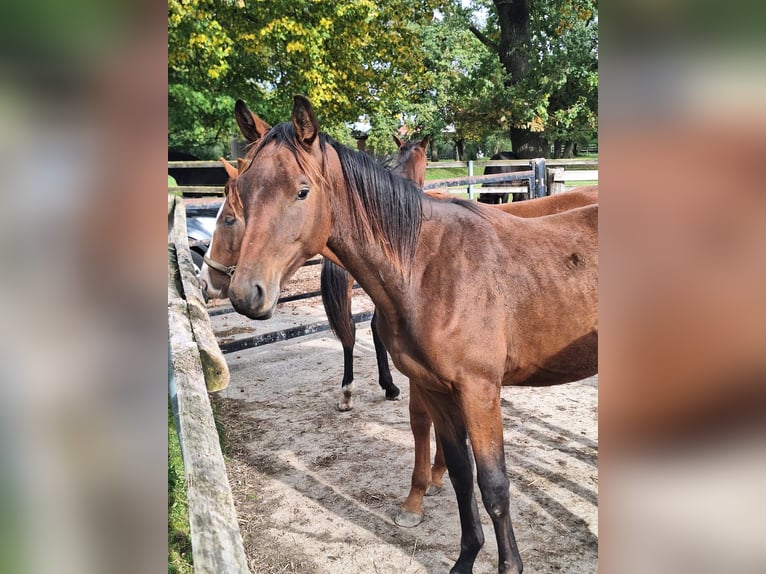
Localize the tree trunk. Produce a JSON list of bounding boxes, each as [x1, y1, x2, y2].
[[429, 138, 439, 162], [472, 2, 544, 158], [563, 140, 575, 158], [493, 0, 530, 84], [455, 139, 465, 161], [553, 139, 563, 159]]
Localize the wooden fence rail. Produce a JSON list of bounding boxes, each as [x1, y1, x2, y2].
[[169, 159, 598, 198], [168, 194, 249, 574]]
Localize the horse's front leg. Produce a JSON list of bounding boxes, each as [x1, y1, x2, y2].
[[396, 382, 431, 527], [428, 428, 447, 495], [463, 384, 522, 574]]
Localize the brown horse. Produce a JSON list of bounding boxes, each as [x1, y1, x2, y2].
[[204, 101, 597, 528], [228, 96, 597, 574]]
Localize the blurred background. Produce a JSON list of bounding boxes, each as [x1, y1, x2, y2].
[[600, 1, 766, 572], [0, 0, 763, 572], [0, 1, 166, 573]]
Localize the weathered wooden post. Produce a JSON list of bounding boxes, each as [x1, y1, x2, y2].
[[168, 194, 249, 573], [548, 167, 565, 195]]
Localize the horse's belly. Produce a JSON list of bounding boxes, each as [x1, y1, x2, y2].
[[505, 331, 598, 387]]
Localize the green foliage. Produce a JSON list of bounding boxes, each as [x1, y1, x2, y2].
[[168, 0, 597, 158], [468, 0, 598, 151], [169, 0, 442, 154]]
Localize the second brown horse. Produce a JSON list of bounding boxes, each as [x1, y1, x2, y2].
[[227, 96, 597, 574]]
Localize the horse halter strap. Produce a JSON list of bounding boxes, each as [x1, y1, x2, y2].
[[203, 256, 236, 277]]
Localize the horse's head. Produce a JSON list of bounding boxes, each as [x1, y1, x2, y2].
[[200, 99, 271, 299], [391, 134, 429, 188], [228, 95, 333, 320], [199, 162, 244, 299]]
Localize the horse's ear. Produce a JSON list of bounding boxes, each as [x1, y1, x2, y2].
[[235, 99, 271, 142], [220, 157, 238, 179], [393, 135, 404, 149], [419, 135, 430, 149], [292, 95, 319, 148], [227, 179, 245, 215]]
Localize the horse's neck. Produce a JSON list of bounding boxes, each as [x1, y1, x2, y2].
[[327, 234, 411, 328], [324, 195, 417, 330]]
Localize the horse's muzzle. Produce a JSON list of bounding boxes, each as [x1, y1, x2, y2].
[[229, 279, 278, 320]]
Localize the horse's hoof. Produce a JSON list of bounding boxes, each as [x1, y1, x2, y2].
[[425, 484, 443, 496], [394, 508, 423, 528], [385, 386, 401, 401], [337, 398, 353, 412]]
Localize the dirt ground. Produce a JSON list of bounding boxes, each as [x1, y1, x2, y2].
[[209, 268, 598, 574]]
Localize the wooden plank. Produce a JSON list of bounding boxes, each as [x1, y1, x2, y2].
[[169, 160, 236, 169], [553, 170, 599, 182], [423, 170, 533, 190], [219, 310, 375, 354], [168, 245, 250, 574], [546, 159, 599, 168], [425, 161, 466, 169], [170, 195, 230, 392], [425, 159, 546, 169], [174, 186, 226, 196], [474, 186, 529, 194]]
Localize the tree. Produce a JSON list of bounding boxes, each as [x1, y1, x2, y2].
[[168, 0, 238, 156], [468, 0, 598, 157], [169, 0, 442, 156]]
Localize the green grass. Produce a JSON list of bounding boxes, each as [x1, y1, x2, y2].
[[168, 402, 194, 574], [425, 166, 468, 180]]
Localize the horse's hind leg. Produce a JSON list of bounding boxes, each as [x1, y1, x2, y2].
[[320, 260, 358, 411], [338, 273, 358, 410], [338, 332, 355, 411], [463, 385, 522, 574], [371, 311, 400, 400]]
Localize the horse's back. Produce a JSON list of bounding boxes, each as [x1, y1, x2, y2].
[[499, 186, 597, 217], [539, 201, 598, 239]]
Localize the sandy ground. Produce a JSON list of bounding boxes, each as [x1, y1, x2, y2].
[[210, 284, 598, 573]]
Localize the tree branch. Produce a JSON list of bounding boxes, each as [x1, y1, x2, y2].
[[469, 25, 498, 53]]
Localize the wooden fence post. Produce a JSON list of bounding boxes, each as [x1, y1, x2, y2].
[[170, 195, 230, 392], [168, 194, 249, 573], [548, 168, 565, 195]]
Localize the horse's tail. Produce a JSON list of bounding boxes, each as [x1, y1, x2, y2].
[[320, 258, 355, 348]]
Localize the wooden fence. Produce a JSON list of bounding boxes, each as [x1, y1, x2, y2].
[[168, 158, 598, 199], [168, 193, 249, 573], [545, 159, 599, 194]]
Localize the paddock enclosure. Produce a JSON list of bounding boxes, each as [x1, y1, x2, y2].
[[168, 162, 598, 573]]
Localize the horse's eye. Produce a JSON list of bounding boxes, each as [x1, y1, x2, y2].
[[224, 216, 237, 226], [297, 187, 310, 200]]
